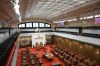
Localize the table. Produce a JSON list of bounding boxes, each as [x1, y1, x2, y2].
[[44, 53, 53, 61], [52, 62, 61, 66]]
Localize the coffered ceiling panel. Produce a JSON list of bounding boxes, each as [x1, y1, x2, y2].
[[0, 0, 100, 23]]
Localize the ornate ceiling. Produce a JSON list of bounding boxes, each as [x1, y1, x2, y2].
[[0, 0, 100, 23]]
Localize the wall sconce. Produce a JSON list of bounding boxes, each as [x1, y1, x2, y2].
[[80, 46, 82, 49], [70, 42, 72, 45], [96, 51, 99, 55]]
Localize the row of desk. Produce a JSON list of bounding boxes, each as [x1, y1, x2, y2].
[[21, 48, 45, 66]]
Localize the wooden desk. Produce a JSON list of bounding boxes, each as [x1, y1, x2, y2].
[[31, 59, 35, 65], [52, 62, 61, 66], [44, 53, 53, 61], [21, 60, 27, 66]]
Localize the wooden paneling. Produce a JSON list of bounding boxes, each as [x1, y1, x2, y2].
[[53, 36, 100, 64]]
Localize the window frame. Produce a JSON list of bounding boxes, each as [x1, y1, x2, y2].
[[26, 23, 32, 27], [18, 22, 51, 28]]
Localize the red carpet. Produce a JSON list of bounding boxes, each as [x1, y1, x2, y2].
[[16, 45, 65, 66]]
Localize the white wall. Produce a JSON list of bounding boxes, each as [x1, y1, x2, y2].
[[56, 28, 79, 32], [0, 29, 17, 44], [0, 32, 9, 43], [83, 29, 100, 34], [19, 32, 53, 37], [53, 32, 100, 46]]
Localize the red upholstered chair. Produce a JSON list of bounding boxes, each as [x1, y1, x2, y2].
[[78, 62, 85, 66], [36, 42, 39, 49], [58, 51, 64, 61], [39, 59, 43, 64], [88, 61, 97, 66], [32, 45, 34, 48], [63, 55, 70, 65], [73, 59, 78, 65]]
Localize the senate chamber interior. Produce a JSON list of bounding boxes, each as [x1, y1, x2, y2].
[[0, 0, 100, 66]]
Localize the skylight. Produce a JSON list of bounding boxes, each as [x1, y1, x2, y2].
[[67, 18, 77, 22], [11, 0, 21, 22], [27, 0, 95, 20], [53, 20, 66, 23]]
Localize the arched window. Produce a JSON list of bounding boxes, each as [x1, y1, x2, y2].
[[18, 22, 51, 28], [18, 23, 25, 28], [39, 23, 44, 27], [45, 24, 50, 27], [33, 22, 39, 27], [26, 23, 32, 27]]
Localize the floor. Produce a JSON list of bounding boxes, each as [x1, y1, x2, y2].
[[16, 45, 65, 66]]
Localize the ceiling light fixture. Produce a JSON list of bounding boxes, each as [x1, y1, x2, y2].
[[86, 16, 93, 19], [53, 20, 66, 23]]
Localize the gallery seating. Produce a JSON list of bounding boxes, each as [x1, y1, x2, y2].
[[82, 33, 100, 38], [0, 32, 19, 66]]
